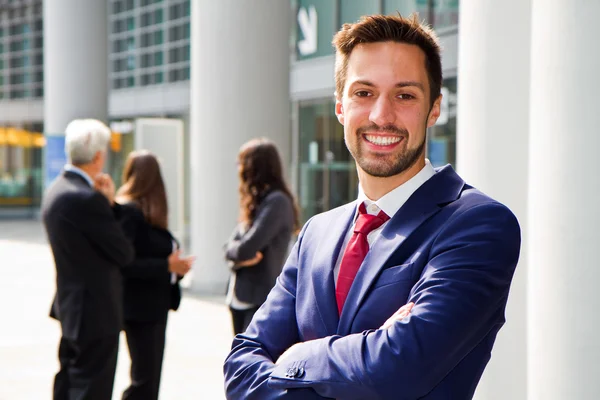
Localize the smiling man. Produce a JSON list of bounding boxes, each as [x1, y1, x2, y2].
[[224, 14, 521, 400]]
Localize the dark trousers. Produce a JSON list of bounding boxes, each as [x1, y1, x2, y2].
[[230, 306, 259, 335], [53, 334, 119, 400], [122, 320, 167, 400]]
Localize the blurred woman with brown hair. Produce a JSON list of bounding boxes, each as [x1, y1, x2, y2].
[[224, 138, 299, 335], [115, 150, 194, 400]]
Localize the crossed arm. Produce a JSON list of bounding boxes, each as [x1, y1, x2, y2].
[[224, 203, 521, 400]]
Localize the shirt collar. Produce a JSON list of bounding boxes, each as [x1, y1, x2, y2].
[[357, 159, 436, 218], [64, 164, 94, 187]]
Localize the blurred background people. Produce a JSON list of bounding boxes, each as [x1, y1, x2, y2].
[[224, 138, 299, 335], [42, 119, 134, 400], [115, 150, 194, 400]]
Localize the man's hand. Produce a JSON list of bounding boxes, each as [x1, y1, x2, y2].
[[380, 302, 415, 330], [94, 173, 115, 205], [235, 251, 263, 268], [168, 249, 195, 276]]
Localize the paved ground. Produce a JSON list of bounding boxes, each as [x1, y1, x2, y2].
[[0, 220, 233, 400]]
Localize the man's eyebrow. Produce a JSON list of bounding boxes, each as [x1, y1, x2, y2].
[[396, 81, 425, 91], [350, 80, 425, 92]]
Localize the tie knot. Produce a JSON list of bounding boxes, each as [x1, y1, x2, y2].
[[354, 203, 389, 235]]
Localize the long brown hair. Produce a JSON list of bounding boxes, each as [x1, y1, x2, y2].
[[238, 138, 299, 232], [116, 150, 168, 229]]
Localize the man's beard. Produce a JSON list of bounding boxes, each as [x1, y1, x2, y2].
[[352, 124, 426, 178]]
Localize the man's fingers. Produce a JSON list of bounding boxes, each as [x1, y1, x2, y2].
[[380, 302, 415, 329]]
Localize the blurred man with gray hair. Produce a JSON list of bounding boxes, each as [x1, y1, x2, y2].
[[42, 119, 134, 400]]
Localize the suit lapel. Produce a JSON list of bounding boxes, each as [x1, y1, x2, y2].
[[311, 201, 356, 336], [337, 166, 465, 334]]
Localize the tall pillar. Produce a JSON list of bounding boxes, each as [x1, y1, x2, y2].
[[456, 1, 531, 399], [43, 1, 108, 132], [190, 1, 291, 293], [528, 1, 600, 399]]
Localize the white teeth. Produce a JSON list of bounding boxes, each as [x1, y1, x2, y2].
[[364, 135, 402, 145]]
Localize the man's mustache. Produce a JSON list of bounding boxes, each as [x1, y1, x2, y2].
[[356, 124, 408, 136]]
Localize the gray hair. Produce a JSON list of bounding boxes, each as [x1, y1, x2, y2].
[[64, 119, 111, 165]]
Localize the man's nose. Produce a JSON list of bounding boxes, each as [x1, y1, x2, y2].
[[369, 96, 396, 127]]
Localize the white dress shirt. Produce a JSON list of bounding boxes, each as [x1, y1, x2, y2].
[[333, 159, 436, 283]]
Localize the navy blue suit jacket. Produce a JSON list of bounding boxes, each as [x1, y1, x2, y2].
[[224, 165, 521, 400]]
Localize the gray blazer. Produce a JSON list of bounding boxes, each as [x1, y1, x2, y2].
[[225, 190, 295, 306]]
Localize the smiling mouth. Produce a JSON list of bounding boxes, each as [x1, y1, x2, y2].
[[363, 134, 404, 146]]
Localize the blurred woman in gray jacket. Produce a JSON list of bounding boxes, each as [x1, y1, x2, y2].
[[224, 138, 299, 335]]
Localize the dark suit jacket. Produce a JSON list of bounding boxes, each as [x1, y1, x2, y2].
[[225, 190, 295, 307], [224, 165, 522, 400], [42, 170, 134, 342], [117, 202, 182, 324]]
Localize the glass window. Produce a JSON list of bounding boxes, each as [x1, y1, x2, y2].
[[113, 1, 123, 14], [427, 77, 457, 167], [154, 30, 163, 45], [154, 51, 163, 66], [127, 16, 135, 31], [125, 0, 134, 11], [183, 0, 190, 16], [183, 22, 190, 39], [127, 54, 135, 70], [340, 0, 380, 24], [297, 100, 357, 223], [181, 66, 189, 80], [141, 53, 150, 67], [432, 0, 459, 29], [155, 9, 163, 24], [141, 74, 150, 86], [127, 76, 135, 87], [169, 4, 181, 20], [384, 0, 422, 17], [141, 12, 150, 27], [155, 71, 163, 84], [169, 25, 181, 42], [182, 44, 189, 61], [169, 48, 177, 63]]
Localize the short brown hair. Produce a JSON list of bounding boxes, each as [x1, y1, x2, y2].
[[332, 13, 442, 107]]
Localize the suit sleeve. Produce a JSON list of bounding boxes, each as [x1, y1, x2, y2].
[[65, 191, 134, 267], [223, 220, 331, 400], [225, 193, 291, 263], [118, 205, 170, 280], [267, 203, 521, 400]]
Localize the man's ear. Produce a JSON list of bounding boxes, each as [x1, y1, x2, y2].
[[335, 99, 345, 125], [426, 94, 442, 128], [92, 150, 103, 163]]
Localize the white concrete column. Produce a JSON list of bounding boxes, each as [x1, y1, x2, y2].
[[456, 1, 531, 399], [190, 1, 291, 293], [528, 1, 600, 399], [44, 0, 108, 133]]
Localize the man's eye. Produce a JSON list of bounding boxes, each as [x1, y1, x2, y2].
[[398, 93, 415, 100], [355, 91, 371, 97]]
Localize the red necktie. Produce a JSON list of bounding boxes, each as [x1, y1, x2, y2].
[[336, 202, 390, 315]]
